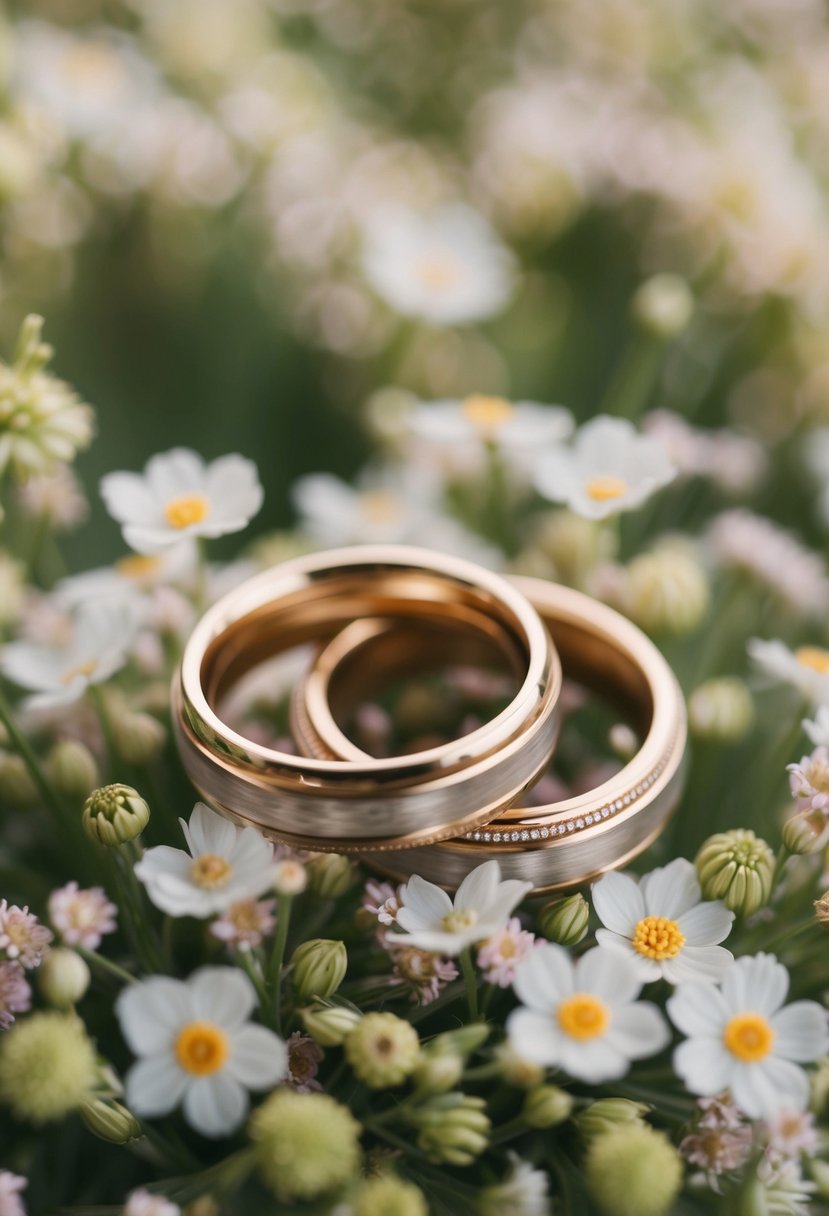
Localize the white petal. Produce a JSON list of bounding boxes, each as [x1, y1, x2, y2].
[[183, 803, 238, 858], [396, 875, 453, 929], [454, 860, 502, 914], [677, 901, 734, 947], [667, 982, 729, 1036], [122, 523, 180, 555], [605, 1002, 671, 1061], [182, 1072, 249, 1137], [722, 954, 789, 1017], [592, 871, 644, 935], [145, 448, 206, 499], [482, 879, 533, 927], [385, 927, 464, 956], [557, 1035, 630, 1083], [594, 930, 662, 982], [770, 1002, 829, 1062], [100, 472, 158, 524], [730, 1058, 809, 1121], [505, 1007, 564, 1066], [639, 858, 700, 919], [661, 946, 733, 985], [125, 1054, 188, 1117], [512, 943, 574, 1012], [117, 977, 192, 1054], [576, 947, 642, 1003], [189, 967, 257, 1031], [672, 1037, 735, 1097], [227, 1025, 288, 1089]]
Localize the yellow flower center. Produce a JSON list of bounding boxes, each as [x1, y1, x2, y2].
[[174, 1020, 229, 1076], [417, 256, 460, 291], [61, 658, 98, 685], [190, 853, 233, 889], [632, 915, 686, 961], [164, 493, 210, 530], [723, 1012, 775, 1062], [462, 394, 514, 433], [359, 491, 401, 524], [796, 646, 829, 675], [442, 908, 479, 934], [584, 475, 629, 502], [557, 993, 610, 1041], [116, 554, 162, 581]]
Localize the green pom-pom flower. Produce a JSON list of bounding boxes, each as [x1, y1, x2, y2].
[[345, 1011, 420, 1088], [0, 1011, 97, 1123], [353, 1173, 428, 1216], [249, 1089, 361, 1202], [585, 1124, 682, 1216]]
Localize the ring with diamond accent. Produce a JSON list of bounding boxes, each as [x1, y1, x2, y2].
[[173, 546, 562, 850], [291, 578, 686, 889]]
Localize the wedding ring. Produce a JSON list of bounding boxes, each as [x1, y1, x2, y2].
[[173, 547, 562, 850], [292, 578, 686, 890]]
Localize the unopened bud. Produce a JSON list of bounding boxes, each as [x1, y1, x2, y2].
[[783, 809, 829, 855], [412, 1052, 463, 1096], [38, 947, 90, 1008], [47, 740, 99, 802], [689, 679, 754, 743], [82, 784, 150, 846], [632, 274, 694, 339], [576, 1097, 650, 1138], [624, 545, 710, 636], [695, 829, 775, 917], [299, 1002, 361, 1046], [79, 1097, 142, 1143], [111, 711, 166, 766], [345, 1011, 420, 1088], [427, 1023, 490, 1059], [274, 858, 307, 896], [523, 1084, 573, 1128], [494, 1043, 545, 1089], [0, 753, 38, 807], [306, 853, 358, 899], [538, 893, 589, 946], [290, 939, 347, 1002], [534, 509, 617, 583], [409, 1093, 490, 1166]]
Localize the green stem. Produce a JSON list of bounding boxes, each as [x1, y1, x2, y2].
[[364, 1122, 433, 1163], [239, 950, 270, 1020], [459, 947, 479, 1022], [488, 1114, 527, 1146], [0, 686, 72, 832], [77, 946, 136, 986], [89, 685, 119, 776], [195, 537, 209, 615], [599, 331, 662, 421], [269, 893, 294, 1034]]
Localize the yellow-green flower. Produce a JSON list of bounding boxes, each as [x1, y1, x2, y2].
[[249, 1089, 361, 1202], [0, 1011, 97, 1123], [345, 1011, 420, 1088], [585, 1124, 682, 1216]]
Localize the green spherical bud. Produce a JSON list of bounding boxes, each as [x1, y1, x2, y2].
[[47, 740, 99, 802], [38, 947, 90, 1008], [576, 1098, 650, 1139], [534, 509, 617, 583], [306, 853, 358, 899], [249, 1089, 361, 1202], [299, 1002, 362, 1047], [426, 1022, 490, 1059], [493, 1043, 545, 1089], [689, 679, 755, 743], [353, 1173, 428, 1216], [523, 1084, 574, 1128], [291, 939, 347, 1002], [79, 1097, 142, 1143], [345, 1012, 420, 1089], [0, 1011, 96, 1123], [538, 893, 589, 946], [0, 752, 38, 807], [411, 1093, 490, 1166], [412, 1052, 463, 1096], [111, 711, 166, 766], [783, 809, 829, 855], [82, 784, 150, 846], [631, 273, 694, 340], [625, 546, 710, 636], [585, 1125, 683, 1216], [695, 829, 775, 917]]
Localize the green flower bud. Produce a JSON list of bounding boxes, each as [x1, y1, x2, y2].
[[624, 546, 710, 636], [695, 829, 775, 917], [534, 509, 617, 583], [0, 1012, 97, 1123], [0, 752, 38, 807], [631, 273, 694, 339], [299, 1002, 362, 1047], [291, 939, 347, 1002], [493, 1043, 545, 1089], [783, 809, 829, 855], [249, 1089, 361, 1202], [523, 1084, 573, 1128], [689, 678, 755, 743], [585, 1125, 683, 1216], [413, 1053, 463, 1096], [810, 1057, 829, 1113], [426, 1023, 490, 1059], [810, 1159, 829, 1201], [79, 1097, 142, 1143], [111, 711, 166, 766], [353, 1173, 428, 1216], [576, 1098, 650, 1139], [538, 893, 589, 946], [38, 947, 90, 1008], [306, 852, 358, 899], [409, 1093, 490, 1166], [82, 783, 150, 846], [47, 740, 99, 802], [345, 1012, 420, 1088]]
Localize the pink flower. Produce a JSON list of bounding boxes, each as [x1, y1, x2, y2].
[[762, 1109, 820, 1161], [48, 883, 117, 950], [0, 962, 31, 1030], [122, 1190, 180, 1216], [0, 902, 52, 969], [362, 879, 400, 927], [477, 917, 538, 987], [210, 898, 276, 952], [680, 1095, 753, 1184], [0, 1171, 27, 1216], [788, 747, 829, 814], [388, 944, 458, 1005], [285, 1031, 324, 1092]]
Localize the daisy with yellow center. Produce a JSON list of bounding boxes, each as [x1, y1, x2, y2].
[[669, 953, 829, 1120], [117, 967, 287, 1137], [507, 944, 669, 1082], [748, 638, 829, 708], [593, 857, 734, 985], [407, 396, 574, 471]]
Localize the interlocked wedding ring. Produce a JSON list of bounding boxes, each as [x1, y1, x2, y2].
[[173, 547, 562, 850], [292, 578, 687, 890]]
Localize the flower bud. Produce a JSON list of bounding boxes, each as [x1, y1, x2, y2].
[[38, 947, 90, 1008], [354, 1174, 427, 1216], [534, 509, 617, 583], [82, 784, 150, 846], [695, 829, 775, 917], [427, 1023, 490, 1059], [811, 1058, 829, 1113], [576, 1098, 650, 1139], [299, 1002, 362, 1047], [624, 546, 709, 636], [783, 809, 829, 855], [0, 753, 38, 807], [410, 1094, 490, 1166], [538, 893, 589, 946], [290, 939, 347, 1002], [586, 1124, 682, 1216], [632, 274, 694, 339], [47, 740, 99, 802], [79, 1097, 142, 1143], [274, 858, 307, 896], [493, 1043, 545, 1089], [523, 1084, 573, 1128], [412, 1052, 463, 1096], [306, 853, 358, 900], [689, 679, 754, 743], [810, 1160, 829, 1201], [345, 1011, 420, 1088], [111, 711, 166, 766]]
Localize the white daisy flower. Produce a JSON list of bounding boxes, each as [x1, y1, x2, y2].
[[747, 638, 829, 707], [360, 203, 516, 326], [409, 396, 574, 456], [0, 598, 141, 713], [100, 448, 263, 555], [388, 860, 532, 956], [56, 544, 196, 609], [135, 802, 278, 918], [534, 415, 676, 520], [593, 858, 734, 985], [116, 966, 287, 1137], [506, 943, 670, 1082], [803, 704, 829, 747], [668, 953, 829, 1121]]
